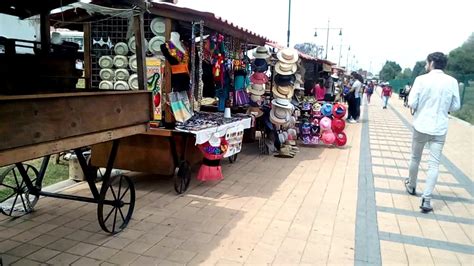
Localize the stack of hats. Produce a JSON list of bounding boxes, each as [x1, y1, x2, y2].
[[249, 46, 270, 105], [270, 48, 299, 127], [320, 102, 348, 146], [298, 102, 347, 147]]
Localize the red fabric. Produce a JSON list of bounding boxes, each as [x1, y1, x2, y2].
[[196, 165, 223, 181], [331, 118, 346, 133], [314, 84, 325, 101], [382, 87, 392, 96]]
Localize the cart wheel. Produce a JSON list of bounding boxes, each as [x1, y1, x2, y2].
[[174, 161, 191, 194], [228, 154, 238, 164], [0, 164, 39, 217], [97, 175, 135, 234]]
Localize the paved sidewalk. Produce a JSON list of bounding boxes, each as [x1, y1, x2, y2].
[[0, 89, 472, 265]]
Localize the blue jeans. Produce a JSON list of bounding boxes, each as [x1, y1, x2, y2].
[[407, 129, 446, 199], [383, 96, 389, 107]]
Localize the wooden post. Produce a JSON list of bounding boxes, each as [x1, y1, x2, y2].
[[133, 13, 147, 91], [40, 12, 50, 54], [164, 18, 174, 124], [83, 23, 92, 89]]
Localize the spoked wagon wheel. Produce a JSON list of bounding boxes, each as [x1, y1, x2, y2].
[[0, 164, 39, 217], [228, 154, 238, 164], [174, 161, 191, 194], [97, 175, 135, 234]]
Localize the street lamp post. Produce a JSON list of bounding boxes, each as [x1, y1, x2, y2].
[[314, 19, 342, 60]]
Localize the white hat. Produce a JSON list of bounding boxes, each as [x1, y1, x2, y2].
[[250, 93, 262, 102], [149, 36, 165, 55], [253, 46, 271, 59], [272, 98, 293, 109], [115, 68, 130, 81], [99, 80, 114, 90], [99, 68, 114, 81], [114, 55, 128, 68], [114, 42, 129, 55], [170, 32, 186, 53], [270, 107, 292, 125], [248, 83, 265, 96], [128, 74, 139, 90], [114, 80, 129, 90], [98, 55, 113, 69], [277, 48, 299, 64], [274, 61, 297, 75], [150, 17, 166, 35]]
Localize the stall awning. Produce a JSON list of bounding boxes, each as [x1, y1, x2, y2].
[[49, 1, 272, 45]]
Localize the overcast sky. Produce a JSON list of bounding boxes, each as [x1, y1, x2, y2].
[[177, 0, 473, 74]]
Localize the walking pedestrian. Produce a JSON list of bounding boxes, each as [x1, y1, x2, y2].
[[381, 83, 392, 109], [404, 52, 461, 213], [366, 81, 374, 104]]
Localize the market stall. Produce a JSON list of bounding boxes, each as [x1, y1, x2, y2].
[[0, 0, 153, 234], [51, 2, 270, 194]]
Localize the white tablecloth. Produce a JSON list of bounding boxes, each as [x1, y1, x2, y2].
[[176, 117, 251, 145]]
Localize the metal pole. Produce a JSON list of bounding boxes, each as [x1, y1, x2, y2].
[[325, 19, 330, 59], [338, 38, 342, 66], [287, 0, 291, 47]]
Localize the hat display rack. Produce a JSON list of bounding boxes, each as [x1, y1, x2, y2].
[[266, 48, 300, 158], [296, 69, 348, 147]]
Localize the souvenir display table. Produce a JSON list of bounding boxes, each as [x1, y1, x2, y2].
[[92, 112, 251, 194]]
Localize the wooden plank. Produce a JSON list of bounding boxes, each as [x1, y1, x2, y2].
[[0, 92, 152, 150], [0, 124, 147, 167], [91, 133, 202, 175], [133, 13, 147, 91], [83, 23, 92, 89], [0, 90, 149, 101], [144, 128, 173, 137], [163, 18, 174, 124]]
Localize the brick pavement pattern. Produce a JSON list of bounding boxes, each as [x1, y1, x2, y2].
[[0, 87, 472, 265]]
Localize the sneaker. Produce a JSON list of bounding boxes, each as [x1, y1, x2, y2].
[[420, 198, 433, 213], [348, 119, 357, 124], [404, 178, 416, 195]]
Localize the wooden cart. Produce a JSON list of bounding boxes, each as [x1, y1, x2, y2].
[[0, 0, 153, 234]]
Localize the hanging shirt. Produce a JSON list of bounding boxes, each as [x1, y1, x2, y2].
[[408, 69, 460, 136]]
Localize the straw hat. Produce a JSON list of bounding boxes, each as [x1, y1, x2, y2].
[[272, 85, 294, 99], [276, 48, 299, 64], [253, 46, 271, 59], [275, 62, 297, 75], [248, 83, 265, 96]]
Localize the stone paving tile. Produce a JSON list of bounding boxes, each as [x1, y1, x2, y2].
[[1, 89, 472, 266]]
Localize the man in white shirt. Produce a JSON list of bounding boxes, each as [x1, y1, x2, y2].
[[405, 52, 461, 213]]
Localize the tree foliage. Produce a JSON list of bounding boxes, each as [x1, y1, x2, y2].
[[412, 61, 426, 79], [379, 61, 402, 81], [294, 43, 321, 58], [397, 68, 413, 79], [447, 33, 474, 80]]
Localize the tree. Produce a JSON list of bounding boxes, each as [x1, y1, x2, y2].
[[447, 33, 474, 80], [379, 61, 402, 81], [412, 61, 426, 79], [397, 68, 413, 79], [294, 43, 322, 58]]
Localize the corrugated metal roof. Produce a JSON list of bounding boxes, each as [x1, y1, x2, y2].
[[266, 42, 335, 65], [149, 2, 272, 45]]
